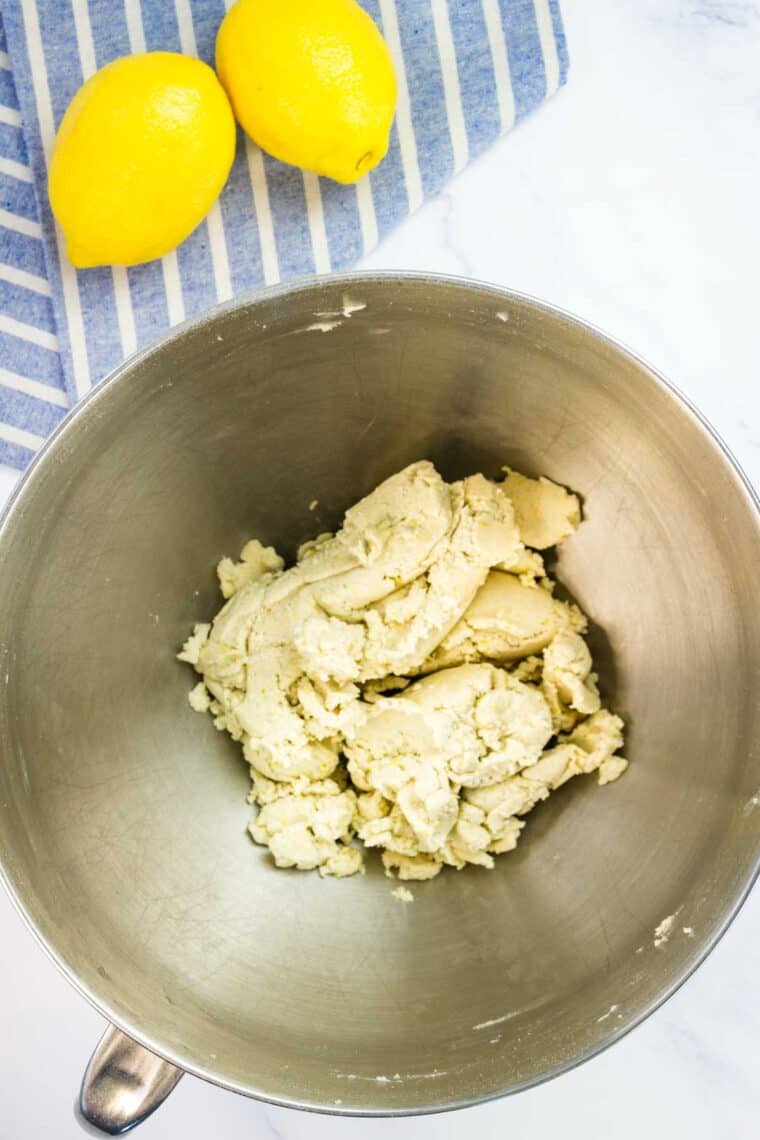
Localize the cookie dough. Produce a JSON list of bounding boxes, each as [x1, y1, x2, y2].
[[180, 461, 626, 879], [501, 468, 581, 549], [418, 570, 586, 672]]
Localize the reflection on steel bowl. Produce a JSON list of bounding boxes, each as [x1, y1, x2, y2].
[[0, 274, 758, 1133]]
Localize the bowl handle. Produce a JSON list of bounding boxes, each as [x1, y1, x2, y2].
[[77, 1024, 183, 1134]]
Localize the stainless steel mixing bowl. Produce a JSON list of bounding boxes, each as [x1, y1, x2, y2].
[[1, 274, 759, 1134]]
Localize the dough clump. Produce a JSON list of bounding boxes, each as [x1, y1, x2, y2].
[[181, 462, 626, 879]]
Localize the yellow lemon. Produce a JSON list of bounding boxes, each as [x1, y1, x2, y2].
[[49, 53, 236, 268], [216, 0, 397, 184]]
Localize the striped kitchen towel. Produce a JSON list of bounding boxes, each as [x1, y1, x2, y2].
[[0, 1, 568, 471]]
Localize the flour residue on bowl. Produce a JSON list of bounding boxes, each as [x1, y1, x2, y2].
[[307, 296, 367, 333], [335, 1069, 447, 1084], [472, 1011, 519, 1031], [302, 319, 343, 333], [653, 910, 681, 948], [742, 788, 760, 815]]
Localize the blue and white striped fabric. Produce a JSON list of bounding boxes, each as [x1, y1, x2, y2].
[[0, 13, 68, 467], [0, 1, 568, 470]]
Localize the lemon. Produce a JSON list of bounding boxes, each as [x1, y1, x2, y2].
[[49, 53, 236, 268], [216, 0, 397, 184]]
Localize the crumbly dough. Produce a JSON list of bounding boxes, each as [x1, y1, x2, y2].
[[216, 539, 284, 600], [392, 885, 414, 903], [501, 468, 581, 549], [180, 461, 626, 879]]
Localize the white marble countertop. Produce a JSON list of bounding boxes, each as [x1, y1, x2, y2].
[[1, 1, 758, 1136]]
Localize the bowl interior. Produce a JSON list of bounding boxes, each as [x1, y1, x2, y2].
[[1, 276, 759, 1112]]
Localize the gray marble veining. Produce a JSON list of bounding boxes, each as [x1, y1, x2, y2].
[[0, 0, 757, 1135]]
